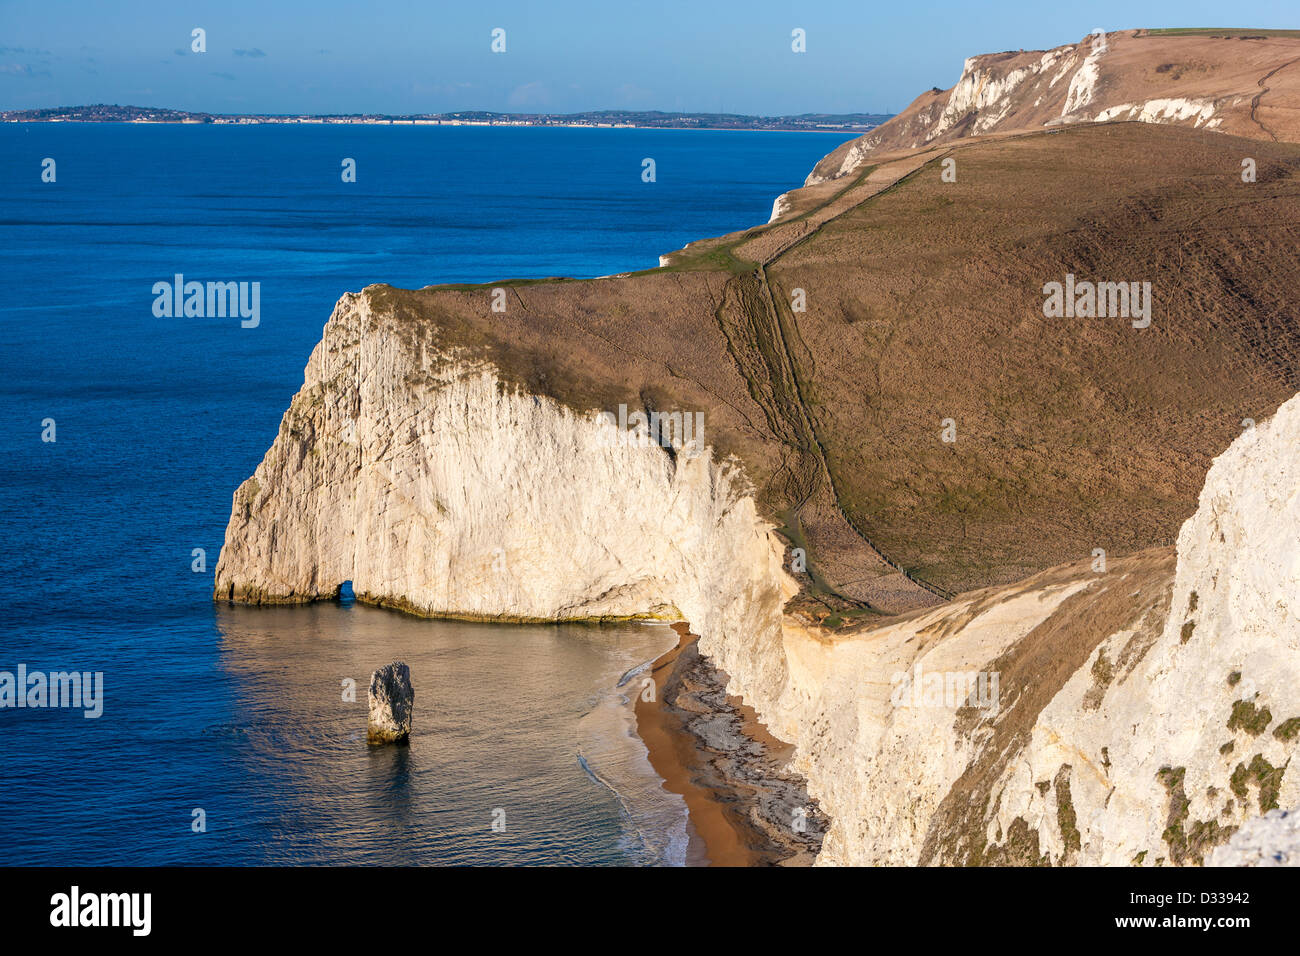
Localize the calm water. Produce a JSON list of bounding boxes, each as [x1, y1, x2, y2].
[[0, 123, 852, 865]]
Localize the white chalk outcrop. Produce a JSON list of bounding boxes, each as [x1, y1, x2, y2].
[[768, 191, 791, 223], [801, 30, 1277, 186], [805, 41, 1089, 186], [1060, 39, 1106, 115], [1094, 97, 1222, 129], [218, 286, 1300, 866], [766, 393, 1300, 865], [1208, 808, 1300, 866], [215, 289, 794, 702], [937, 56, 1040, 138]]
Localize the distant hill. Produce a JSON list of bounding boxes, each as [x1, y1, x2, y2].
[[808, 27, 1300, 183], [0, 103, 891, 132]]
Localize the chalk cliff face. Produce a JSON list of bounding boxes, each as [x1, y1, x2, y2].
[[214, 289, 795, 700], [217, 280, 1300, 865], [770, 393, 1300, 865], [217, 29, 1300, 865], [1209, 809, 1300, 866], [807, 29, 1300, 185]]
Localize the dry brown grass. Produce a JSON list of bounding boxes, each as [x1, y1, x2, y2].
[[365, 121, 1300, 612], [809, 29, 1300, 183], [919, 547, 1177, 864], [770, 123, 1300, 592]]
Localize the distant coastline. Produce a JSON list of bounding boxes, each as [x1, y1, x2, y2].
[[0, 103, 889, 133]]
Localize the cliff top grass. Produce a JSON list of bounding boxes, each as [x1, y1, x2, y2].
[[767, 123, 1300, 592], [364, 121, 1300, 605], [1143, 28, 1300, 39]]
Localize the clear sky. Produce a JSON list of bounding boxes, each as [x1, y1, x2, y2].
[[2, 0, 1298, 115]]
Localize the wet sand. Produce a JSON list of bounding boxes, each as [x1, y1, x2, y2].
[[634, 622, 827, 866]]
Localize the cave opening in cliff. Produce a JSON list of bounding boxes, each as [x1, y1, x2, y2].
[[337, 581, 355, 605]]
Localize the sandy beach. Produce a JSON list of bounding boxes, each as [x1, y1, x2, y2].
[[634, 622, 826, 866]]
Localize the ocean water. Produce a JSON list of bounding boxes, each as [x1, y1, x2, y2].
[[0, 123, 853, 865]]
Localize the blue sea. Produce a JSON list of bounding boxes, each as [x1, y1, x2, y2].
[[0, 124, 853, 865]]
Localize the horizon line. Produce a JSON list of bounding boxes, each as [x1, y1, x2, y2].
[[1, 103, 895, 123]]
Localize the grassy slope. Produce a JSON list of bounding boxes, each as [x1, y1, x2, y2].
[[365, 120, 1300, 608], [1143, 28, 1300, 39], [769, 123, 1300, 592]]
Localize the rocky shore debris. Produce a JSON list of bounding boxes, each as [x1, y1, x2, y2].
[[367, 661, 414, 744], [665, 639, 828, 864]]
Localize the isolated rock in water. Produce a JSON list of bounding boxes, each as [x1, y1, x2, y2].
[[367, 661, 414, 743], [1208, 810, 1300, 867]]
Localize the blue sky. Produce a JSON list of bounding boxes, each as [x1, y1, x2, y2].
[[2, 0, 1298, 114]]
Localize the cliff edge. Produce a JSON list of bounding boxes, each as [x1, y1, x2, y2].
[[216, 30, 1300, 865], [805, 28, 1300, 187]]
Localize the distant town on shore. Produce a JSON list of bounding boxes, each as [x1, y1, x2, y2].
[[1, 103, 891, 131]]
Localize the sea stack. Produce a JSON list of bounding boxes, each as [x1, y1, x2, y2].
[[367, 661, 414, 744]]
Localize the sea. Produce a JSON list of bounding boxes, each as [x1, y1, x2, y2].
[[0, 123, 854, 865]]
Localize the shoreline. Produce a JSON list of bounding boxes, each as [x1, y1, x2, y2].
[[633, 622, 827, 866], [0, 120, 867, 134]]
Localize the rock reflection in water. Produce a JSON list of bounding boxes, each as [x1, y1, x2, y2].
[[213, 602, 678, 865]]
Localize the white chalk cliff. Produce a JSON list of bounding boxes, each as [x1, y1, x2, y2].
[[214, 290, 794, 702], [804, 28, 1298, 186], [1208, 808, 1300, 866], [217, 282, 1300, 866], [771, 394, 1300, 865]]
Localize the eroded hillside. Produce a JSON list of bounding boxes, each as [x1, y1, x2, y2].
[[219, 119, 1300, 613], [215, 30, 1300, 866], [807, 28, 1300, 186]]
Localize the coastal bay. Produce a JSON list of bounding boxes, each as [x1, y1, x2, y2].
[[0, 122, 853, 864]]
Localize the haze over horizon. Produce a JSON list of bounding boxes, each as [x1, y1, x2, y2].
[[3, 0, 1298, 116]]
